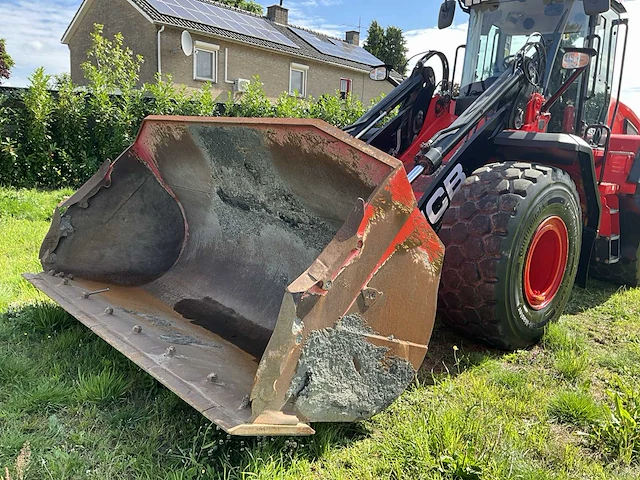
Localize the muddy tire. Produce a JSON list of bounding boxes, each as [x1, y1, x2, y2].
[[437, 162, 582, 349], [589, 199, 640, 286], [589, 255, 640, 286]]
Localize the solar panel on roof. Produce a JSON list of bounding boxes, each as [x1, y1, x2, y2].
[[146, 0, 299, 48], [289, 27, 382, 66]]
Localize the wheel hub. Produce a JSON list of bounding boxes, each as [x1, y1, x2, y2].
[[523, 216, 569, 310]]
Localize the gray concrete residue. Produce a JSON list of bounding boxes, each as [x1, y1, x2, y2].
[[121, 308, 171, 327], [189, 125, 337, 251], [159, 333, 219, 347], [59, 215, 74, 238], [286, 314, 415, 423]]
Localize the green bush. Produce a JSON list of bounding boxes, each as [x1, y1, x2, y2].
[[0, 25, 382, 190], [51, 74, 93, 185], [81, 24, 145, 161], [554, 349, 590, 381], [15, 68, 55, 188]]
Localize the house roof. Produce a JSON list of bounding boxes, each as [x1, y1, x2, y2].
[[63, 0, 384, 74]]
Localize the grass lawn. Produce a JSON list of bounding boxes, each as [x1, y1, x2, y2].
[[1, 186, 640, 479]]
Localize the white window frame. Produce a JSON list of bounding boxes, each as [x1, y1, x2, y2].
[[193, 41, 220, 83], [289, 62, 309, 97]]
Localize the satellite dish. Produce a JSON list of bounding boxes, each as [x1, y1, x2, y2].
[[181, 30, 193, 56]]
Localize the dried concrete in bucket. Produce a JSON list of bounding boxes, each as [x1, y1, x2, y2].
[[287, 314, 415, 423]]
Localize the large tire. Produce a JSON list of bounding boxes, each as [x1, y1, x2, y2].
[[437, 162, 582, 349], [589, 254, 640, 286]]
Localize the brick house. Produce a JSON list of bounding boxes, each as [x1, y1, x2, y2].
[[62, 0, 395, 103]]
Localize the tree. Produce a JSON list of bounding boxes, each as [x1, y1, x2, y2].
[[218, 0, 263, 14], [363, 22, 408, 75], [383, 26, 408, 75], [0, 38, 15, 84], [363, 21, 385, 61]]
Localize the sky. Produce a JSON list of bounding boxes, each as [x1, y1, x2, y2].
[[1, 0, 640, 112]]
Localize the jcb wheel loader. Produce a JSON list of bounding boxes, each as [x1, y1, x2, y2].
[[25, 0, 640, 435]]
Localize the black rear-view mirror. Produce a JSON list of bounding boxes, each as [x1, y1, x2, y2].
[[439, 0, 456, 29], [583, 0, 610, 16]]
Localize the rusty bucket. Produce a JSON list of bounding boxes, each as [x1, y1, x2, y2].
[[25, 116, 443, 435]]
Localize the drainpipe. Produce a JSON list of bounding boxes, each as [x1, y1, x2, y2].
[[224, 48, 234, 84], [157, 25, 165, 76]]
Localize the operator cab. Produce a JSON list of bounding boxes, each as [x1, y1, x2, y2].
[[349, 0, 627, 158], [457, 0, 623, 134]]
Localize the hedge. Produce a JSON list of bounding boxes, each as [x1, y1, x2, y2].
[[0, 25, 379, 190]]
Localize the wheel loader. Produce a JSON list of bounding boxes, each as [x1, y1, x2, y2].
[[25, 0, 640, 435]]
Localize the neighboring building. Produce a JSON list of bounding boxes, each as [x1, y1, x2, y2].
[[62, 0, 395, 102]]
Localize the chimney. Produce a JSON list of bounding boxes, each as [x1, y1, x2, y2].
[[267, 5, 289, 25], [345, 30, 360, 46]]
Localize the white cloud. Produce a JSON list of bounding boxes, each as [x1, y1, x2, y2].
[[2, 0, 79, 87], [405, 22, 468, 82], [285, 0, 349, 38], [297, 0, 342, 6]]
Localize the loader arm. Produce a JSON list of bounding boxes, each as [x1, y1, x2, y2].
[[408, 40, 544, 229]]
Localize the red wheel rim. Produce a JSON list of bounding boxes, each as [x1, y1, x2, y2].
[[523, 216, 569, 310]]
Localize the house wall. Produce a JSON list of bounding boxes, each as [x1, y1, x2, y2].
[[159, 27, 393, 103], [66, 2, 393, 103], [67, 0, 158, 86]]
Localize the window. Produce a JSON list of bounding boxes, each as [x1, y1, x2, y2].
[[194, 41, 219, 82], [461, 1, 590, 90], [339, 78, 352, 99], [625, 119, 639, 136], [289, 63, 308, 97], [582, 9, 620, 127]]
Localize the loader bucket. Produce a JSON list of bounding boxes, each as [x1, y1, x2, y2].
[[25, 116, 444, 436]]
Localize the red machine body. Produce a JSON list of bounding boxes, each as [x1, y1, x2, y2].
[[396, 91, 640, 259]]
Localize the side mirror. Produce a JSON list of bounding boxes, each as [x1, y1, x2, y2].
[[561, 48, 597, 69], [370, 65, 390, 81], [438, 0, 456, 30], [583, 0, 610, 16]]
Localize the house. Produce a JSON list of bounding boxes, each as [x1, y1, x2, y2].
[[62, 0, 395, 103]]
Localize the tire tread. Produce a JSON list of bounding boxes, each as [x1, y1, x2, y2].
[[438, 161, 578, 348]]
